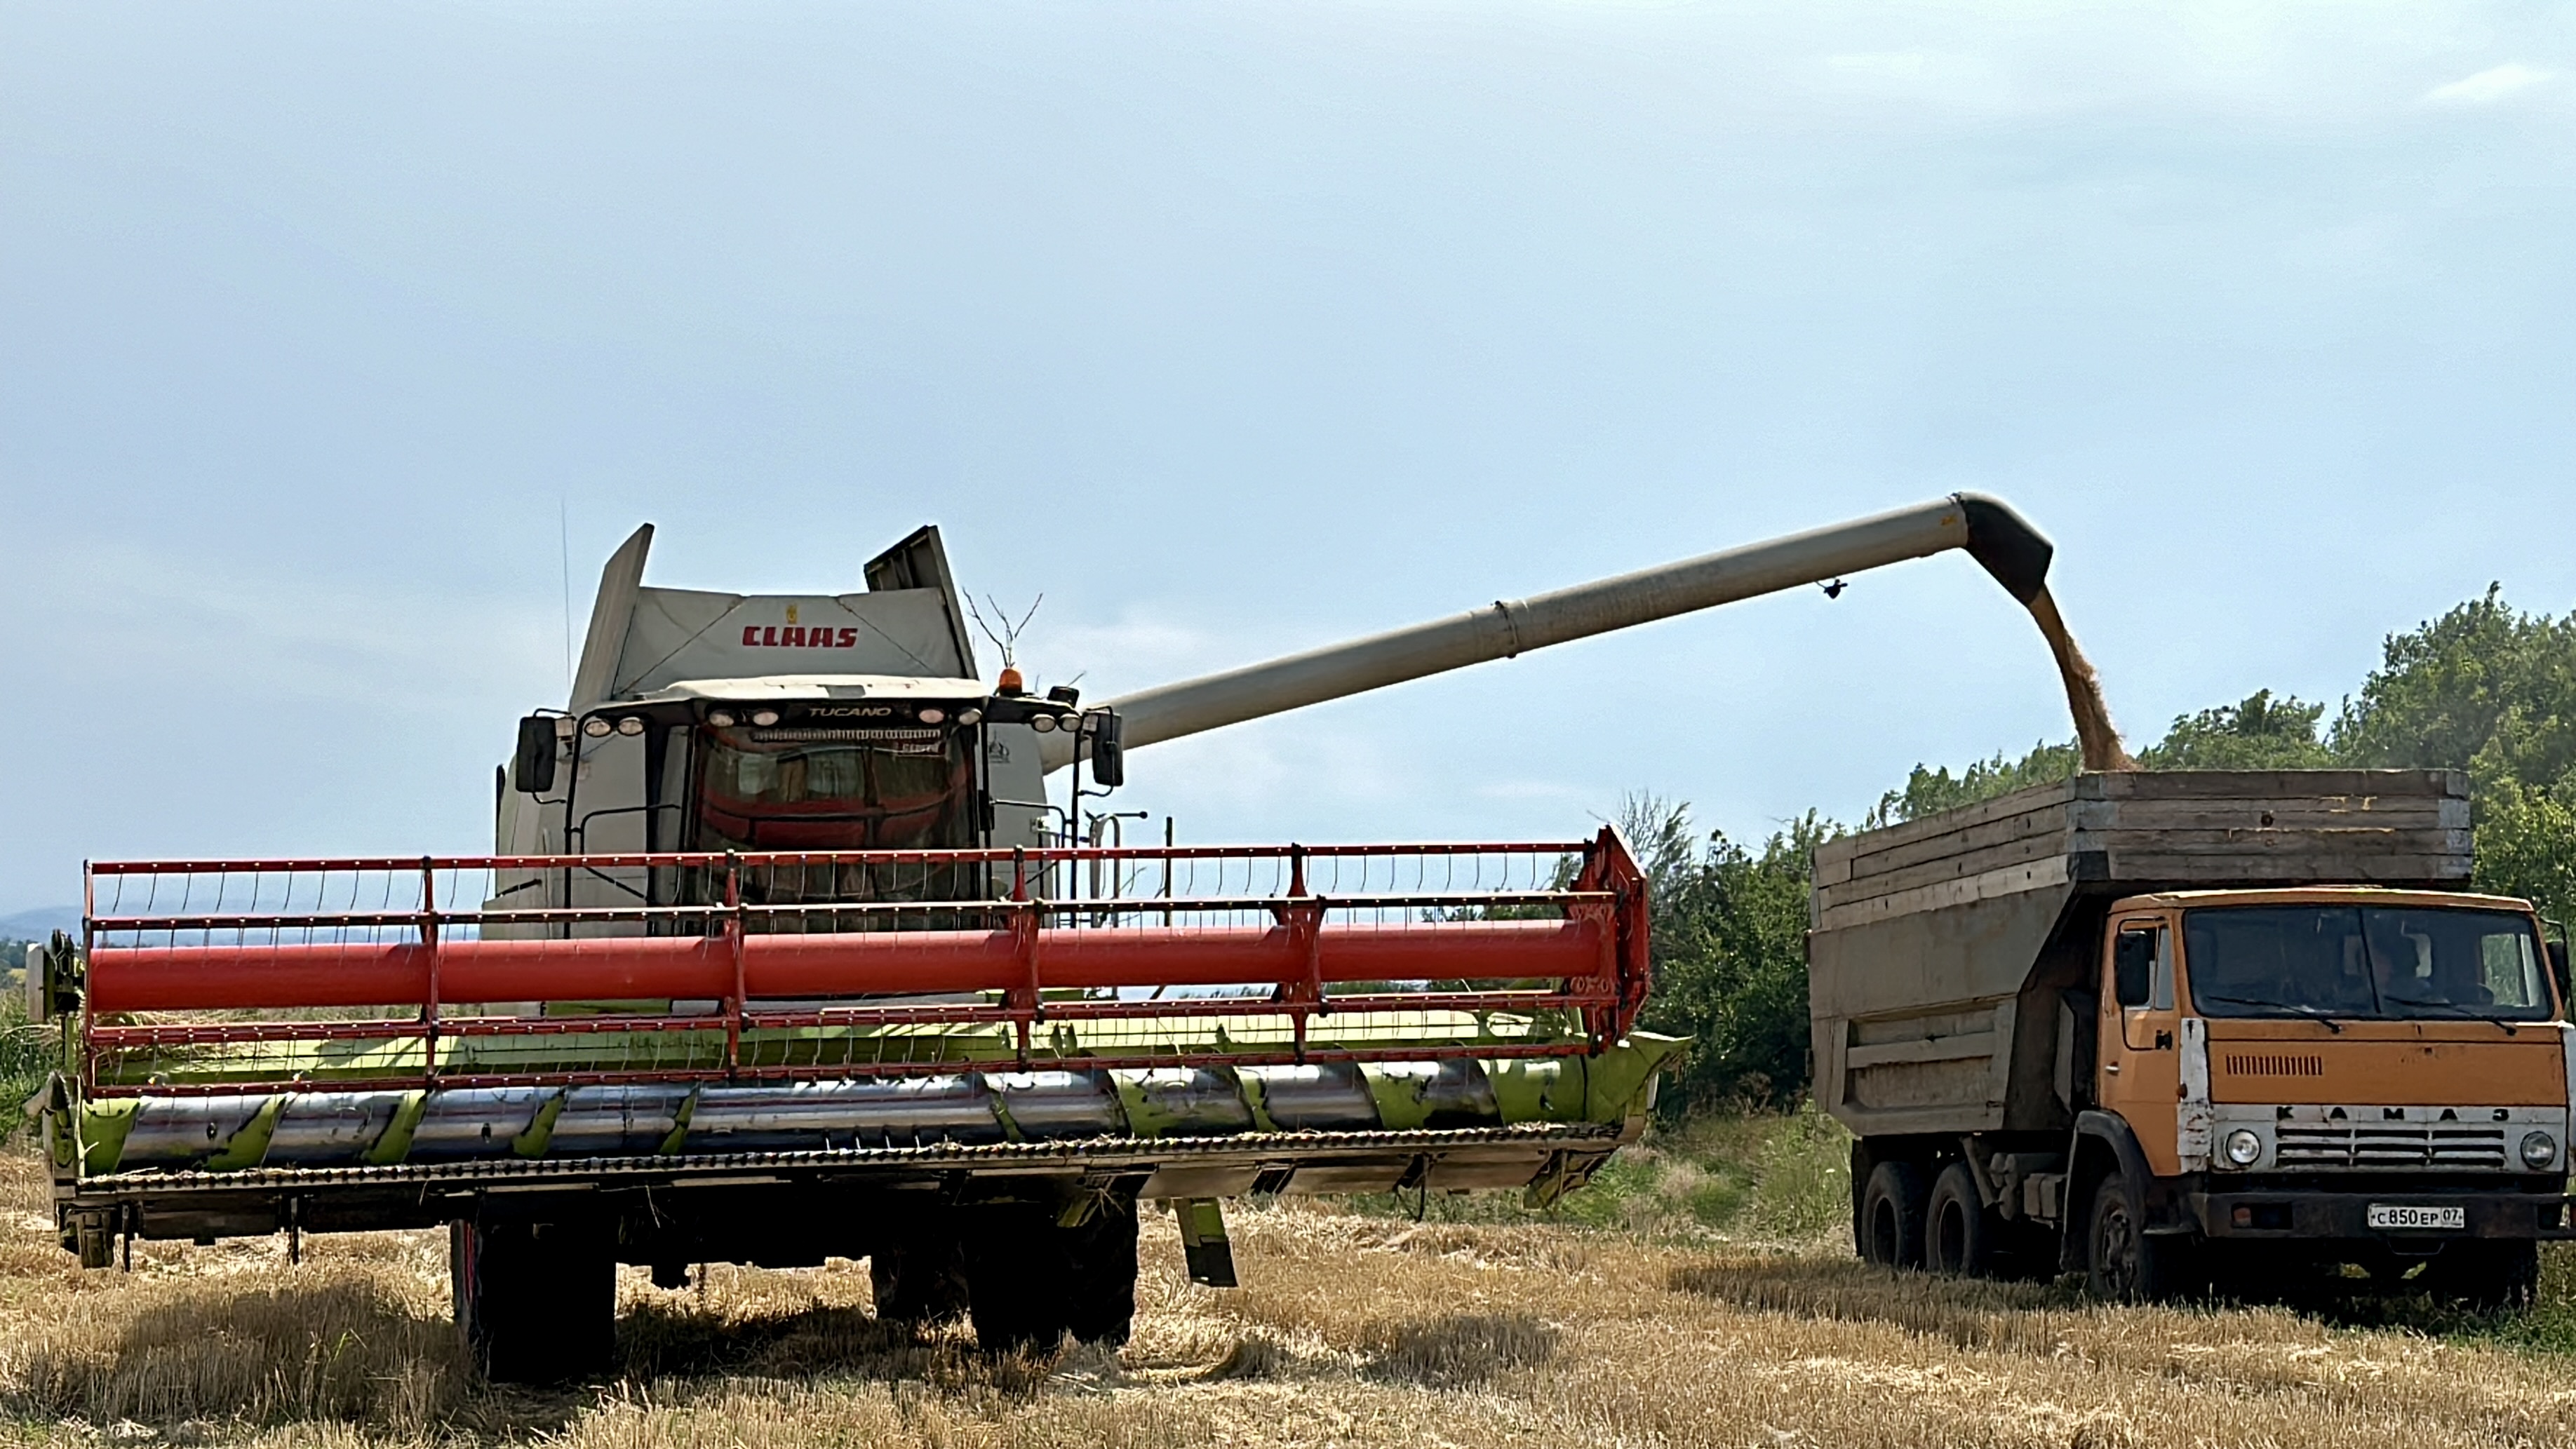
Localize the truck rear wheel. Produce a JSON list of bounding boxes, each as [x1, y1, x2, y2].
[[2084, 1175, 2196, 1303], [1859, 1161, 1929, 1269], [1924, 1162, 1994, 1277], [452, 1214, 616, 1384]]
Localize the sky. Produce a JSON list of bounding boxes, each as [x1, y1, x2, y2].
[[2, 1, 2571, 915]]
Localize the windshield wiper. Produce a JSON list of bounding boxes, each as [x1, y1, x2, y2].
[[2379, 996, 2522, 1034], [2191, 993, 2344, 1032]]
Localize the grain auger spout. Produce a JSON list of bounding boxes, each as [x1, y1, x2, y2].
[[1040, 491, 2062, 772]]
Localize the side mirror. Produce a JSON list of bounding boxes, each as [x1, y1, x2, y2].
[[23, 941, 48, 1023], [1087, 711, 1125, 789], [2549, 939, 2570, 1004], [29, 929, 78, 1019], [514, 715, 559, 795]]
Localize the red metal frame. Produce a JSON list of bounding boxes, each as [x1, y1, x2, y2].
[[79, 832, 1651, 1096]]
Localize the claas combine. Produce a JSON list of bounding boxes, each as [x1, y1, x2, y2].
[[27, 495, 2056, 1380]]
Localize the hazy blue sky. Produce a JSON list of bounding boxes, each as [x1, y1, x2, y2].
[[3, 3, 2570, 913]]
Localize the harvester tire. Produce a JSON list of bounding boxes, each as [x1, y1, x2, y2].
[[961, 1193, 1141, 1353], [1859, 1161, 1928, 1269], [1924, 1162, 1994, 1277], [1062, 1190, 1140, 1347], [455, 1215, 616, 1384], [963, 1203, 1073, 1353], [872, 1229, 970, 1326]]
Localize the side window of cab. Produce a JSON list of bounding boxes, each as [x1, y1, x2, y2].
[[2113, 922, 2171, 1008]]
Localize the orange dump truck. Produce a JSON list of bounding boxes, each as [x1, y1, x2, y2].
[[1811, 770, 2575, 1302]]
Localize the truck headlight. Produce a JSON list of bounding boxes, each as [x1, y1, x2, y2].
[[2222, 1128, 2263, 1167], [2521, 1131, 2558, 1168]]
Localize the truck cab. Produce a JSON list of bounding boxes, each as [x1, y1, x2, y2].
[[2073, 887, 2571, 1297]]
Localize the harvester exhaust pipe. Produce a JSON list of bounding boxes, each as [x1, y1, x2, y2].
[[1043, 492, 2058, 771]]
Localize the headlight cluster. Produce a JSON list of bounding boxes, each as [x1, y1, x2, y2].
[[2222, 1128, 2264, 1168], [2521, 1131, 2558, 1168]]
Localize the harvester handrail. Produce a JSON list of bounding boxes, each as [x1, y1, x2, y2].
[[83, 840, 1603, 877], [74, 833, 1651, 1097], [88, 890, 1616, 934]]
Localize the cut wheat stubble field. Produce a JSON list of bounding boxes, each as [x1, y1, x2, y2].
[[0, 1150, 2570, 1448]]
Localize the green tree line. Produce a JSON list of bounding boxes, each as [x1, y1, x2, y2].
[[1638, 585, 2576, 1113]]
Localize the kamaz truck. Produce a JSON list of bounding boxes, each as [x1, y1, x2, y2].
[[1812, 770, 2576, 1303], [35, 494, 2065, 1381]]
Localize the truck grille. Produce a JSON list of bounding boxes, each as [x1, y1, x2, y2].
[[2223, 1053, 2322, 1077], [2272, 1124, 2507, 1171]]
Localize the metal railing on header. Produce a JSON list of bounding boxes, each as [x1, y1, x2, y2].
[[77, 832, 1650, 1097]]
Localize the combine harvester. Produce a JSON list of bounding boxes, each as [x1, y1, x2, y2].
[[32, 494, 2057, 1380]]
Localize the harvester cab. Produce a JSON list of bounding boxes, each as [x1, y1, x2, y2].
[[490, 523, 1127, 922]]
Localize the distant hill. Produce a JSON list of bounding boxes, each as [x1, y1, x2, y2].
[[0, 908, 79, 941]]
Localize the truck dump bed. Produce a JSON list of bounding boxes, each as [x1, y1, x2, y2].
[[1809, 770, 2471, 1138]]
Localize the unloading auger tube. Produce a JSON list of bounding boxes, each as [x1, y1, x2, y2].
[[1038, 492, 2053, 771]]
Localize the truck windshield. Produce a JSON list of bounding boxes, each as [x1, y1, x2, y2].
[[2182, 905, 2554, 1022]]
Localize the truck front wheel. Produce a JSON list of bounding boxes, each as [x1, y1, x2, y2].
[[1924, 1162, 1994, 1276], [1859, 1161, 1928, 1269], [2423, 1240, 2540, 1311], [2084, 1176, 2196, 1303]]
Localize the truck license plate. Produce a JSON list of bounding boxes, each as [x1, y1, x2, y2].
[[2368, 1204, 2466, 1231]]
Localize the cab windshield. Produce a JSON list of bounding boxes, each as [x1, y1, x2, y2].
[[692, 724, 974, 853], [2182, 905, 2556, 1022]]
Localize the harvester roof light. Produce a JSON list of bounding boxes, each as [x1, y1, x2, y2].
[[615, 716, 645, 736], [582, 717, 612, 739], [750, 709, 781, 727], [707, 710, 736, 728], [918, 707, 946, 724], [1029, 714, 1059, 734]]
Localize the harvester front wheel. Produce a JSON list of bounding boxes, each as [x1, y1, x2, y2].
[[1063, 1190, 1140, 1347], [962, 1193, 1141, 1354], [964, 1202, 1071, 1352], [872, 1229, 970, 1326], [453, 1215, 616, 1384]]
